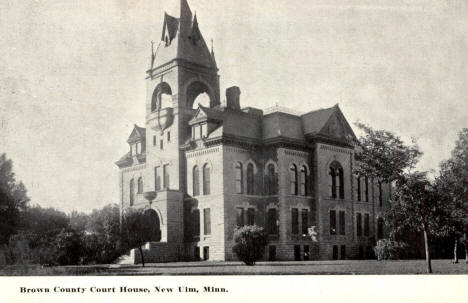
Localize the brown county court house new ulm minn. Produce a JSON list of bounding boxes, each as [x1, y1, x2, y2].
[[115, 0, 389, 264]]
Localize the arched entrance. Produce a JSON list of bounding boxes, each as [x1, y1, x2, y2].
[[143, 209, 161, 242]]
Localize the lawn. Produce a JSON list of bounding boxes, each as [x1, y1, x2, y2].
[[0, 259, 467, 275]]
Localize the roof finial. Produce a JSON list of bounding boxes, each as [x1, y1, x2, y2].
[[211, 38, 214, 54]]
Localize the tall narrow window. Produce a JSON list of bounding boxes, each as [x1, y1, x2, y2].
[[329, 168, 337, 198], [167, 131, 171, 142], [136, 142, 141, 154], [300, 166, 307, 196], [364, 213, 370, 236], [129, 179, 135, 206], [301, 209, 309, 235], [330, 210, 337, 235], [247, 208, 255, 225], [203, 164, 210, 195], [337, 168, 344, 199], [154, 166, 161, 191], [290, 164, 298, 195], [160, 139, 164, 150], [193, 166, 200, 196], [235, 162, 243, 194], [193, 209, 200, 237], [267, 164, 277, 195], [365, 177, 369, 202], [153, 135, 157, 146], [378, 181, 383, 206], [377, 217, 384, 240], [357, 176, 361, 201], [236, 208, 244, 227], [163, 164, 169, 189], [340, 245, 346, 260], [203, 208, 211, 235], [246, 163, 254, 195], [268, 208, 278, 235], [356, 213, 362, 237], [291, 208, 299, 235], [137, 177, 143, 194], [339, 210, 345, 235]]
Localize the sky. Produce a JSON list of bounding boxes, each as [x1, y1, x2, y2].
[[1, 0, 467, 213]]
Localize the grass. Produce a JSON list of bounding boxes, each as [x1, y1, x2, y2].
[[1, 259, 467, 276]]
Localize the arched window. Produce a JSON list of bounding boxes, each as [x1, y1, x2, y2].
[[290, 164, 298, 195], [193, 166, 200, 197], [235, 162, 243, 194], [300, 166, 307, 196], [203, 164, 210, 195], [377, 217, 384, 240], [137, 177, 143, 194], [266, 163, 277, 195], [151, 82, 172, 112], [129, 179, 135, 206], [246, 163, 254, 195], [329, 161, 344, 199]]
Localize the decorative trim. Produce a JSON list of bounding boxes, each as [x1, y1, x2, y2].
[[186, 147, 220, 159], [319, 144, 353, 155], [122, 164, 147, 173], [285, 149, 309, 158]]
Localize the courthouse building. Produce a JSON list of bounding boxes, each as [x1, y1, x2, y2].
[[115, 0, 388, 263]]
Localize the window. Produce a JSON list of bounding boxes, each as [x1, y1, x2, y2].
[[301, 209, 309, 235], [246, 163, 254, 195], [129, 179, 135, 206], [153, 135, 157, 146], [267, 208, 278, 235], [160, 139, 164, 150], [194, 247, 200, 260], [203, 164, 210, 195], [340, 245, 346, 260], [193, 209, 200, 237], [163, 164, 169, 189], [329, 162, 344, 199], [200, 123, 207, 138], [378, 181, 383, 206], [130, 144, 135, 156], [136, 142, 141, 154], [193, 125, 200, 139], [203, 208, 211, 235], [247, 208, 255, 225], [154, 166, 161, 191], [300, 166, 307, 196], [266, 164, 277, 195], [290, 164, 298, 195], [357, 176, 361, 201], [377, 217, 384, 240], [235, 162, 243, 194], [365, 177, 369, 202], [339, 210, 345, 235], [356, 213, 362, 237], [330, 210, 337, 235], [167, 131, 171, 142], [193, 166, 200, 196], [137, 177, 143, 194], [236, 208, 244, 227], [364, 213, 370, 236], [291, 208, 299, 235]]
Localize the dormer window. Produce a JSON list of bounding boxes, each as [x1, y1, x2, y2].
[[130, 142, 142, 156]]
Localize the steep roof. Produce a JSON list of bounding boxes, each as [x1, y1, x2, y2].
[[127, 124, 146, 143], [301, 106, 336, 135]]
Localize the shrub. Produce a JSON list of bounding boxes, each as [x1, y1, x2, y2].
[[232, 225, 267, 265], [374, 239, 408, 260]]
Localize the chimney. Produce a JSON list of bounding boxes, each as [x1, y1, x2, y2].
[[226, 86, 241, 110]]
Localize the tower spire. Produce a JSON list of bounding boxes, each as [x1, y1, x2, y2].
[[179, 0, 193, 36]]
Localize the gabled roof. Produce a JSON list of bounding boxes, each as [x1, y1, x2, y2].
[[127, 124, 146, 144], [189, 105, 224, 125], [301, 106, 336, 135]]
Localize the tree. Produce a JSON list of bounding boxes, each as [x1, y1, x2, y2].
[[354, 123, 422, 183], [435, 128, 468, 263], [232, 225, 268, 266], [0, 154, 29, 245], [121, 208, 155, 267], [385, 172, 445, 273]]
